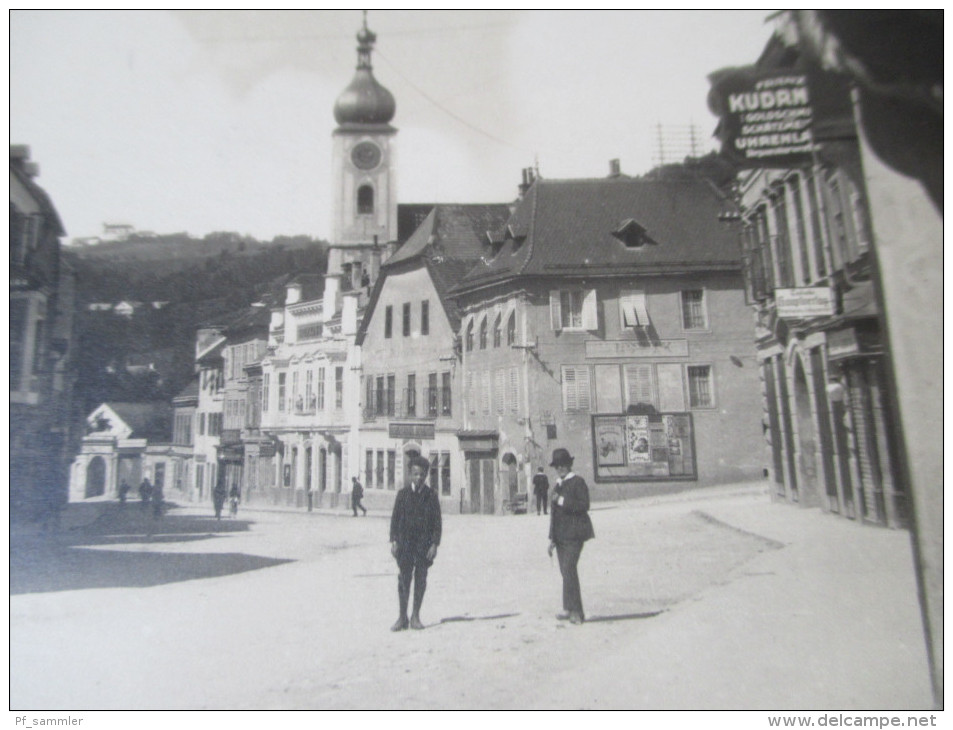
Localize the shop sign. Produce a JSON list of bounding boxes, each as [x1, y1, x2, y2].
[[707, 64, 853, 169], [258, 442, 276, 458], [389, 422, 435, 441], [586, 339, 688, 359], [776, 287, 835, 318], [827, 328, 860, 360]]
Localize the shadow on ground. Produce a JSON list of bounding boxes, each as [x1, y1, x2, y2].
[[11, 502, 293, 595]]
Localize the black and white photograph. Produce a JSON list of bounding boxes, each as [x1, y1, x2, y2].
[[9, 9, 942, 721]]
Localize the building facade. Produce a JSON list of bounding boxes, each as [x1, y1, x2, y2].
[[720, 32, 907, 527], [356, 204, 512, 514], [192, 329, 226, 503], [450, 170, 764, 512], [10, 145, 78, 522], [258, 276, 362, 509]]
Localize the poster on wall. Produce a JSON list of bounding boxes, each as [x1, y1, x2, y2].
[[593, 412, 697, 482], [625, 416, 651, 463], [594, 416, 626, 467]]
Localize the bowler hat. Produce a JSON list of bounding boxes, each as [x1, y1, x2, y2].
[[549, 448, 574, 467], [409, 455, 431, 471]]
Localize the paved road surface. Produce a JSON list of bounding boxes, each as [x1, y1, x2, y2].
[[10, 484, 932, 710]]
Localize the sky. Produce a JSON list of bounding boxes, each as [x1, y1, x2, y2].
[[11, 9, 779, 243]]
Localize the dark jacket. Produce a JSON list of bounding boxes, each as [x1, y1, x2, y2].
[[549, 474, 595, 543], [390, 483, 442, 562], [532, 473, 550, 497], [351, 481, 364, 502]]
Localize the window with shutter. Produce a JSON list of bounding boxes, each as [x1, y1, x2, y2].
[[619, 291, 649, 328], [562, 366, 591, 412], [508, 367, 519, 413], [624, 364, 656, 410], [495, 369, 505, 414]]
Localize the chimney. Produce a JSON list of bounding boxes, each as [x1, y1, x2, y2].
[[342, 292, 359, 336], [323, 275, 340, 319], [518, 167, 534, 198], [286, 280, 302, 305], [609, 159, 621, 178]]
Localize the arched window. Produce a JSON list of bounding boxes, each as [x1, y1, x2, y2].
[[465, 320, 474, 352], [479, 317, 488, 350], [506, 310, 517, 346], [357, 185, 374, 215], [493, 314, 502, 348]]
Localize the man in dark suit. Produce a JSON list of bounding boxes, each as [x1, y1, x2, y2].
[[532, 467, 550, 515], [389, 456, 442, 631], [547, 448, 595, 625]]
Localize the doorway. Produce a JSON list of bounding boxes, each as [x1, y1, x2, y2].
[[85, 456, 106, 498], [793, 357, 819, 506]]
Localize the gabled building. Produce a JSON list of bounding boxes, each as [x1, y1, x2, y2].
[[355, 203, 512, 513], [449, 167, 763, 512], [69, 401, 172, 500], [10, 145, 77, 521]]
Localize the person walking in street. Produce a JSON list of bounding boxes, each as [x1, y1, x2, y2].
[[213, 477, 227, 520], [139, 478, 153, 507], [547, 448, 594, 625], [118, 480, 130, 506], [229, 484, 240, 518], [389, 456, 441, 631], [351, 476, 367, 516], [151, 481, 164, 520], [532, 467, 550, 515]]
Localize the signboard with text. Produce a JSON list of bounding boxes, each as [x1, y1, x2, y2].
[[707, 63, 854, 169], [776, 287, 836, 318]]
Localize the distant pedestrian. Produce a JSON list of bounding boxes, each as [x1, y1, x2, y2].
[[532, 467, 550, 515], [229, 484, 240, 517], [389, 456, 441, 631], [139, 478, 153, 506], [118, 480, 130, 505], [547, 448, 594, 625], [213, 478, 227, 520], [151, 481, 164, 520], [351, 476, 367, 516]]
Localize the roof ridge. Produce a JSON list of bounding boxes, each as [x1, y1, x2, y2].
[[516, 183, 540, 277]]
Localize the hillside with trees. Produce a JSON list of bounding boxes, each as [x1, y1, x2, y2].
[[67, 232, 329, 415]]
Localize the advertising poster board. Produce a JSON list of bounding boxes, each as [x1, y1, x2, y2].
[[592, 412, 697, 482]]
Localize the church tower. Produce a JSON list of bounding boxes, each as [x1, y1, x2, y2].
[[328, 12, 397, 293]]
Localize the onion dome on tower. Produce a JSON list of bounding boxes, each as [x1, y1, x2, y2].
[[333, 14, 396, 126]]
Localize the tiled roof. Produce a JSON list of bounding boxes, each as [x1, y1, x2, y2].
[[106, 401, 173, 442], [357, 204, 511, 344], [454, 175, 741, 293], [173, 377, 200, 403]]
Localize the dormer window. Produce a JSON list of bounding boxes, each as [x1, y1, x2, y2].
[[612, 219, 656, 249]]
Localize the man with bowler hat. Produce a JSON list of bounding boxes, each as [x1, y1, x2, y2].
[[547, 447, 594, 625], [389, 455, 442, 630]]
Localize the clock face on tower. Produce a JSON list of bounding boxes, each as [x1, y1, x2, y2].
[[350, 141, 382, 170]]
